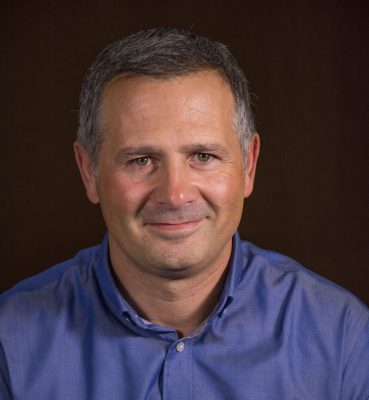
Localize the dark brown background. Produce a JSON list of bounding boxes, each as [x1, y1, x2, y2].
[[1, 1, 368, 305]]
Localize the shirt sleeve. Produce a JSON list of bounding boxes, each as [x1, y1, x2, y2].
[[340, 309, 369, 400], [0, 342, 12, 400]]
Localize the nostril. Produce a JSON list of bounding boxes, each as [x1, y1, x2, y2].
[[152, 184, 197, 208]]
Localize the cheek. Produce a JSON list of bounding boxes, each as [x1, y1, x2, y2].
[[201, 173, 245, 208], [98, 173, 152, 213]]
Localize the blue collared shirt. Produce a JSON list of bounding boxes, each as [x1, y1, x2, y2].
[[1, 233, 368, 399]]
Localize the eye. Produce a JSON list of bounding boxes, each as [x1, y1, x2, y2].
[[196, 153, 212, 162], [131, 156, 150, 166]]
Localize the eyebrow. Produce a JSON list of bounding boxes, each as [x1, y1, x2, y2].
[[180, 143, 230, 155]]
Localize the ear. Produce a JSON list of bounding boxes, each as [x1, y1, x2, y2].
[[244, 134, 260, 198], [73, 141, 100, 204]]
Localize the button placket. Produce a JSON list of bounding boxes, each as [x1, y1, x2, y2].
[[162, 339, 193, 399]]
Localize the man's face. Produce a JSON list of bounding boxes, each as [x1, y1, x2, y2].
[[76, 71, 258, 279]]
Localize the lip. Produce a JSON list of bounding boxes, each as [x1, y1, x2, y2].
[[145, 219, 203, 238], [148, 220, 201, 230]]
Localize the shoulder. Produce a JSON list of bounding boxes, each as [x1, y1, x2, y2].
[[241, 240, 367, 304], [239, 239, 369, 332], [235, 239, 369, 396], [0, 243, 102, 318]]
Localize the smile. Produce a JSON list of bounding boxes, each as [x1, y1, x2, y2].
[[148, 220, 201, 229], [146, 220, 203, 235]]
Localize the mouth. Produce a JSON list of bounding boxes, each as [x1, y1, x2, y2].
[[140, 203, 209, 239], [148, 220, 202, 231], [144, 219, 204, 239]]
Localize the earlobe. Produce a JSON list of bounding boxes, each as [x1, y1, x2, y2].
[[73, 141, 100, 204], [244, 134, 260, 198]]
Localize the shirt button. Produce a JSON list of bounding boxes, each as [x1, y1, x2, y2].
[[176, 341, 185, 352]]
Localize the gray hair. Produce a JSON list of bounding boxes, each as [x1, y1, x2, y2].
[[77, 28, 256, 169]]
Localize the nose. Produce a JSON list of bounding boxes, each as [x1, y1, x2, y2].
[[152, 160, 198, 208]]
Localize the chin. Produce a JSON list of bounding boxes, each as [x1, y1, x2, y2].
[[142, 248, 207, 279]]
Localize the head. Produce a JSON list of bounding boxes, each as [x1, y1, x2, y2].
[[77, 27, 256, 172], [74, 28, 260, 282]]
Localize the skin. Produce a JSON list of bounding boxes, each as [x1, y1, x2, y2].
[[75, 71, 260, 336]]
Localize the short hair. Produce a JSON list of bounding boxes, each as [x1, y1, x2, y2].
[[77, 27, 256, 169]]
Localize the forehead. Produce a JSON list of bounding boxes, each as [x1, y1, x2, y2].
[[99, 71, 236, 135]]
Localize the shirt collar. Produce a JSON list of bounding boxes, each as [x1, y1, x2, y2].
[[209, 231, 243, 318], [95, 234, 135, 322], [95, 231, 244, 324]]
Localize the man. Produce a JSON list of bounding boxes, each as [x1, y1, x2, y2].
[[0, 28, 368, 399]]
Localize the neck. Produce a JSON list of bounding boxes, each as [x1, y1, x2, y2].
[[110, 243, 231, 338]]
